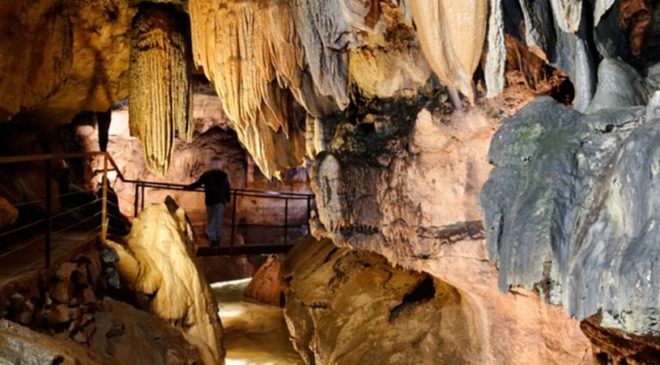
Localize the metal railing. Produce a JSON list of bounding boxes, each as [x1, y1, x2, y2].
[[0, 152, 117, 268], [0, 151, 316, 267], [130, 179, 315, 249]]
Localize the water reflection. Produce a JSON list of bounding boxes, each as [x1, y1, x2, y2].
[[212, 279, 303, 365]]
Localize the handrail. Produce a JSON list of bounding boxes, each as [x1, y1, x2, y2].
[[0, 151, 316, 261], [102, 152, 313, 199]]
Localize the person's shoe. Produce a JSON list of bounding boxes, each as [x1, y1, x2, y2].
[[210, 240, 220, 247]]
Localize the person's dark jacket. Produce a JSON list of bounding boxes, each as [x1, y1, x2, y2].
[[186, 169, 231, 206]]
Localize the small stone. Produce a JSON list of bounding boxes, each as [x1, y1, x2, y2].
[[45, 304, 72, 325], [72, 330, 88, 344], [72, 266, 89, 288], [49, 281, 73, 304], [16, 300, 34, 325], [81, 288, 96, 305], [43, 292, 53, 307], [69, 298, 78, 307], [69, 306, 81, 321], [9, 293, 25, 311]]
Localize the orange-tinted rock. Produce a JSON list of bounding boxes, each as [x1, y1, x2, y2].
[[243, 255, 284, 306]]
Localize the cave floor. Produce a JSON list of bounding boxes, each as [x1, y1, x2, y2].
[[212, 279, 303, 365]]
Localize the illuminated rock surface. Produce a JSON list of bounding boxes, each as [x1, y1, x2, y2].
[[129, 4, 192, 176], [106, 198, 224, 365], [283, 236, 591, 365], [0, 0, 659, 363]]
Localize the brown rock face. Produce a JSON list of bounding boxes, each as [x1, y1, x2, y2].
[[312, 104, 499, 262], [0, 0, 134, 122], [308, 98, 593, 364], [581, 316, 660, 365], [283, 237, 482, 365], [243, 255, 285, 306]]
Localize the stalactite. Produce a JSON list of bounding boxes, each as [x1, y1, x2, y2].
[[129, 5, 192, 176], [189, 0, 356, 178], [549, 0, 583, 34], [291, 0, 353, 109], [408, 0, 488, 103], [485, 0, 505, 97]]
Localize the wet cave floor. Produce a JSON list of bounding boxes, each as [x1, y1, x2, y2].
[[212, 279, 303, 365]]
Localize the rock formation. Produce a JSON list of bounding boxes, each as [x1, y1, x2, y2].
[[243, 255, 285, 306], [106, 197, 224, 365], [129, 4, 192, 176], [481, 95, 660, 362], [0, 241, 202, 365], [408, 0, 487, 103], [1, 0, 659, 363], [283, 236, 591, 365], [0, 319, 111, 365]]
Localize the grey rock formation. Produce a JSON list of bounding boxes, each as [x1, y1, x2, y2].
[[481, 96, 658, 336], [586, 58, 650, 113]]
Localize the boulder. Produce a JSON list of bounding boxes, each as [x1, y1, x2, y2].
[[243, 255, 284, 306]]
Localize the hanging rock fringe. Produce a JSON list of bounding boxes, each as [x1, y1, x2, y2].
[[408, 0, 488, 102], [129, 5, 192, 176], [189, 0, 352, 178]]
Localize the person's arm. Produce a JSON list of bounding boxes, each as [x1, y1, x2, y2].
[[185, 173, 205, 191]]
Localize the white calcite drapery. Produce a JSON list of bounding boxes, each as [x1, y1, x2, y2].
[[407, 0, 488, 102]]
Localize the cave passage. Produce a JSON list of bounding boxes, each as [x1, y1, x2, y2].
[[212, 279, 303, 365]]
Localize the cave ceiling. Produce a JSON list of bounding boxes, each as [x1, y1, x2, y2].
[[0, 0, 656, 178]]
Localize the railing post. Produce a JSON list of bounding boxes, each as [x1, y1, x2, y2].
[[45, 160, 52, 269], [230, 190, 237, 250], [101, 154, 108, 242], [140, 183, 145, 211], [284, 198, 289, 245], [306, 195, 311, 227], [133, 182, 139, 217]]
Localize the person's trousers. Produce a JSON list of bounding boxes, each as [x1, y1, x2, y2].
[[206, 202, 225, 244]]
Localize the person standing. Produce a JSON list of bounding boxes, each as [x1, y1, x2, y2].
[[185, 159, 231, 246]]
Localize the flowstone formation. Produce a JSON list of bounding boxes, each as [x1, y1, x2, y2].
[[481, 94, 660, 362], [106, 197, 224, 365]]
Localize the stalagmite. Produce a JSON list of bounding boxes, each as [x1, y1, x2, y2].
[[106, 198, 224, 365], [408, 0, 488, 102], [129, 5, 192, 176]]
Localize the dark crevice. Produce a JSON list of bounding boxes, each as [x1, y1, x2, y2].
[[389, 276, 435, 322]]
